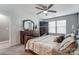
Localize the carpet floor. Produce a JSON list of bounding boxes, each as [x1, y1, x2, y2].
[[0, 44, 33, 55], [0, 44, 79, 55]]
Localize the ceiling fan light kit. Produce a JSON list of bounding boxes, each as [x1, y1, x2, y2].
[[43, 11, 48, 14], [35, 4, 57, 15]]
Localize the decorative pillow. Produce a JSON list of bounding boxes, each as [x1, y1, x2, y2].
[[54, 36, 65, 43], [59, 36, 77, 53], [65, 34, 71, 38], [65, 33, 76, 38], [60, 42, 77, 53], [60, 37, 75, 48]]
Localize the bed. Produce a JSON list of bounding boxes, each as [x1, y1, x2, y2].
[[25, 35, 77, 55]]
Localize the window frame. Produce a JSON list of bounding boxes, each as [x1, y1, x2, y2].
[[48, 20, 66, 34]]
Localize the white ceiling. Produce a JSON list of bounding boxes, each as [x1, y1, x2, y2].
[[0, 4, 79, 19]]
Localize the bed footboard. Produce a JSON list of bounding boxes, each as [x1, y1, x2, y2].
[[25, 49, 38, 55]]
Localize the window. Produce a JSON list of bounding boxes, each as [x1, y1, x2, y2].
[[48, 20, 66, 34], [57, 20, 66, 34], [48, 21, 56, 33]]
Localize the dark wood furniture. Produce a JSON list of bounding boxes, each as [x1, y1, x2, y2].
[[20, 30, 33, 45], [24, 36, 32, 48], [39, 21, 48, 36], [20, 31, 24, 44], [20, 30, 39, 45]]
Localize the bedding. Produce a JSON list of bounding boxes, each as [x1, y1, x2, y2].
[[60, 37, 75, 50], [25, 35, 77, 55], [60, 42, 77, 54], [59, 36, 77, 54], [25, 35, 61, 55]]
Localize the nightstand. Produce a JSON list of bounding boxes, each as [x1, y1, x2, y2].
[[76, 35, 79, 47], [76, 35, 79, 40], [73, 35, 79, 55]]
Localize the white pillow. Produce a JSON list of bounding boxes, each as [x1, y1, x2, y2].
[[65, 34, 71, 38]]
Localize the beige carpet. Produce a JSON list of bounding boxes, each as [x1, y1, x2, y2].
[[0, 44, 79, 55], [0, 44, 33, 55]]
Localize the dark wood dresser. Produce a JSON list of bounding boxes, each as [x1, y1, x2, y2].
[[20, 30, 33, 45], [39, 21, 48, 36]]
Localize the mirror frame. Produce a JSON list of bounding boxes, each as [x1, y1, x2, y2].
[[23, 20, 34, 30]]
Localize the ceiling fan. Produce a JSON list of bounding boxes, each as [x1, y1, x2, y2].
[[35, 4, 57, 16]]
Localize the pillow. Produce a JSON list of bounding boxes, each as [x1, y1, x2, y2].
[[54, 35, 65, 43], [59, 37, 76, 53], [65, 34, 71, 38], [65, 33, 75, 38], [60, 37, 75, 48], [60, 42, 77, 53], [71, 33, 75, 37]]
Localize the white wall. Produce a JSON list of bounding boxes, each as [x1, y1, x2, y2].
[[0, 14, 9, 42], [0, 8, 20, 46], [78, 13, 79, 34]]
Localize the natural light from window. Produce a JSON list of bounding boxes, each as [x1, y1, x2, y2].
[[48, 21, 56, 33], [48, 20, 66, 34]]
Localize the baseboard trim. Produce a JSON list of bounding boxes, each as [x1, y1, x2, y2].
[[0, 40, 20, 49], [0, 40, 10, 49], [0, 40, 9, 44]]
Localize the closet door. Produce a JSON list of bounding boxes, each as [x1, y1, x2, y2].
[[0, 15, 9, 42], [39, 21, 48, 36]]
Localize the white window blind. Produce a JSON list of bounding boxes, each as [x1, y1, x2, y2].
[[48, 20, 66, 34], [57, 20, 66, 34], [48, 21, 56, 33]]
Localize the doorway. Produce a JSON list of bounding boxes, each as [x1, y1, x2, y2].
[[0, 14, 10, 49]]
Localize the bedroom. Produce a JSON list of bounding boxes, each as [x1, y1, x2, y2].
[[0, 4, 79, 55]]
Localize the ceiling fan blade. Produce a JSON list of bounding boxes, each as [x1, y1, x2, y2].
[[48, 4, 53, 9], [48, 10, 56, 13], [36, 11, 43, 15], [35, 7, 44, 10], [37, 4, 47, 9]]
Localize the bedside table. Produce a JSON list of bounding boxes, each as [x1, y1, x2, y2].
[[76, 35, 79, 40], [75, 35, 79, 47], [73, 35, 79, 55]]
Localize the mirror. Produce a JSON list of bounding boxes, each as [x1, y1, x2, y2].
[[23, 20, 34, 30]]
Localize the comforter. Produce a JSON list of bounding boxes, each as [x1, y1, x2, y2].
[[25, 35, 62, 55]]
